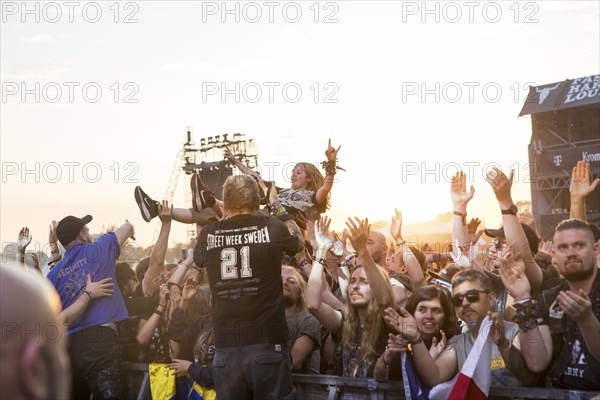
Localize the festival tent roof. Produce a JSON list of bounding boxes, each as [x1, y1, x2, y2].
[[519, 74, 600, 116]]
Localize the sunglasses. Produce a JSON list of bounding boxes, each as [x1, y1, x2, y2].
[[452, 289, 490, 307]]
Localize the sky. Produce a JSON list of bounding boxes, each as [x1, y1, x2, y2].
[[1, 0, 599, 259]]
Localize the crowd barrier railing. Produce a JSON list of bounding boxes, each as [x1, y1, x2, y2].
[[122, 362, 599, 400]]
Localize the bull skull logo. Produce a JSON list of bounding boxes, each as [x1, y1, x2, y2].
[[535, 83, 560, 104]]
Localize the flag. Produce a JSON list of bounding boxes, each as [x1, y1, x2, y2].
[[429, 317, 493, 400], [401, 351, 432, 400], [188, 381, 217, 400], [149, 363, 176, 400]]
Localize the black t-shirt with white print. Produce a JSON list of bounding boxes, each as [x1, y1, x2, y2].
[[194, 213, 301, 348]]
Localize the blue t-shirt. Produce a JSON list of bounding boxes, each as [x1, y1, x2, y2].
[[47, 232, 128, 334]]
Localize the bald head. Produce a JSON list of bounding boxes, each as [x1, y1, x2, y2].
[[367, 231, 388, 264], [1, 263, 70, 400]]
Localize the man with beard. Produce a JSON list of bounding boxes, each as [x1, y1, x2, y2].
[[388, 269, 535, 387], [282, 265, 321, 373], [502, 219, 600, 390]]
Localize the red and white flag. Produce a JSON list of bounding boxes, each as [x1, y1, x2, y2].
[[429, 316, 493, 400]]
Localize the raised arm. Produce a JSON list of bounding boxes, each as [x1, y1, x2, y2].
[[48, 220, 62, 264], [346, 217, 394, 310], [113, 219, 135, 246], [315, 139, 341, 206], [390, 209, 425, 290], [451, 171, 474, 247], [16, 227, 32, 266], [569, 160, 599, 221], [224, 146, 262, 180], [306, 216, 343, 333], [486, 167, 543, 288], [168, 249, 195, 287], [497, 246, 552, 372], [383, 307, 457, 386], [137, 284, 169, 345], [142, 201, 171, 296]]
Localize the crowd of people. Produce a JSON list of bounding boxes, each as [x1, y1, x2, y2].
[[2, 138, 599, 399]]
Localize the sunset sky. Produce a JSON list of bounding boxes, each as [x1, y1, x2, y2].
[[1, 1, 598, 259]]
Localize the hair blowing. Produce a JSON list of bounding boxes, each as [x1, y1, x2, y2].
[[295, 162, 330, 210]]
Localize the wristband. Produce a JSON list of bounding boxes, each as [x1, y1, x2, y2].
[[395, 239, 406, 246], [154, 308, 165, 317], [315, 258, 327, 266], [409, 336, 423, 345], [513, 296, 532, 306], [82, 290, 93, 300], [453, 211, 466, 226]]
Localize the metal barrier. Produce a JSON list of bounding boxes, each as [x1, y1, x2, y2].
[[122, 362, 599, 400]]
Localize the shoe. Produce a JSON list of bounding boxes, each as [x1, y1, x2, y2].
[[134, 186, 159, 222], [191, 173, 216, 212]]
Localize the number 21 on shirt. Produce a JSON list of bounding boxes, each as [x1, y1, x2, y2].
[[221, 246, 252, 279]]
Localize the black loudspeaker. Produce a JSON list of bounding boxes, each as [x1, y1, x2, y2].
[[197, 161, 234, 200]]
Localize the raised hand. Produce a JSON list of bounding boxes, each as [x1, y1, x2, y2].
[[345, 217, 370, 252], [314, 216, 334, 251], [386, 333, 409, 354], [17, 227, 32, 251], [487, 312, 509, 351], [325, 138, 341, 162], [485, 167, 514, 206], [158, 283, 170, 306], [85, 274, 114, 299], [158, 200, 173, 223], [467, 218, 484, 245], [330, 231, 344, 257], [223, 146, 236, 163], [125, 219, 136, 241], [498, 244, 531, 299], [570, 160, 600, 199], [557, 289, 594, 323], [383, 307, 420, 341], [429, 330, 447, 360], [49, 220, 58, 245], [540, 241, 553, 255], [451, 171, 475, 208], [390, 209, 403, 241]]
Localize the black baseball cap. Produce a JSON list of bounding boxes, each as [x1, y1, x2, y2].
[[484, 223, 540, 256], [56, 215, 93, 247]]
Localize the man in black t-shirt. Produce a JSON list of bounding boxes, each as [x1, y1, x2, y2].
[[194, 175, 303, 400], [502, 219, 600, 391]]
